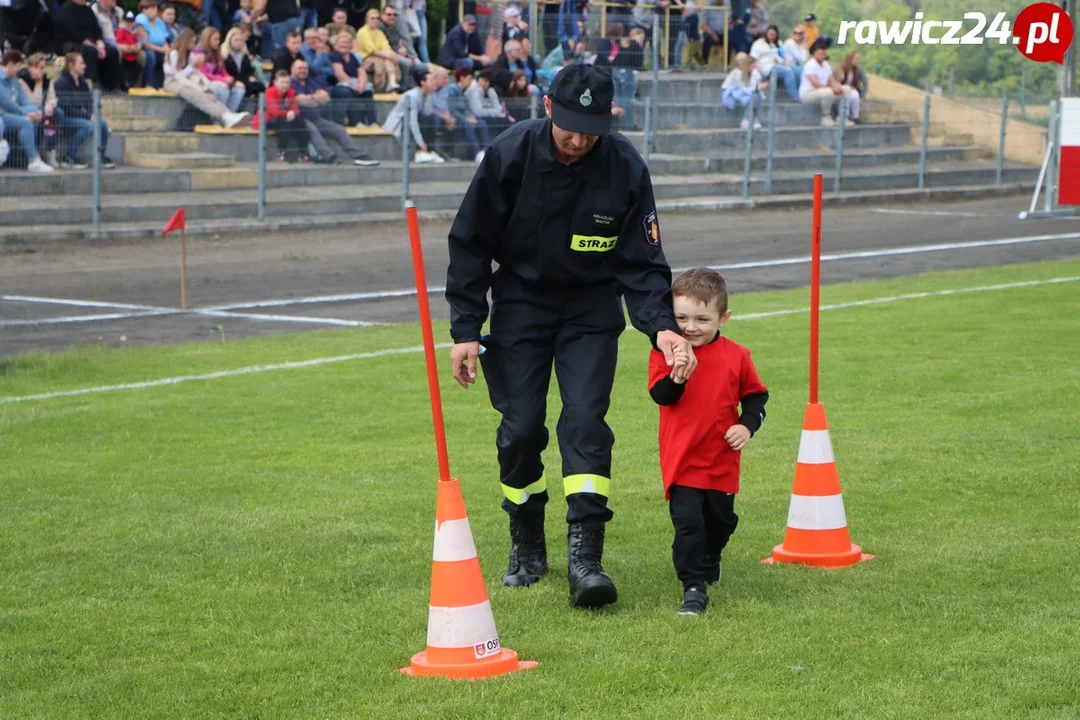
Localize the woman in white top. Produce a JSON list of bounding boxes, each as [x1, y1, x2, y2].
[[750, 24, 800, 101], [783, 25, 809, 69], [722, 52, 768, 129], [164, 28, 250, 128]]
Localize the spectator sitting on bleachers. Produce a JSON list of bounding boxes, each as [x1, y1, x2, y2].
[[382, 69, 443, 163], [465, 68, 510, 134], [300, 27, 335, 87], [493, 39, 540, 97], [165, 28, 250, 127], [0, 50, 53, 172], [421, 67, 455, 149], [328, 31, 376, 127], [750, 24, 799, 100], [253, 0, 302, 64], [53, 51, 117, 168], [445, 66, 490, 163], [195, 27, 245, 112], [54, 0, 123, 91], [135, 0, 170, 88], [17, 53, 60, 167], [161, 5, 184, 45], [782, 25, 807, 70], [378, 4, 426, 90], [255, 69, 310, 162], [798, 38, 857, 127], [92, 0, 130, 80], [224, 26, 267, 97], [233, 0, 267, 58], [801, 13, 818, 49], [357, 8, 401, 92], [745, 0, 769, 46], [501, 6, 528, 42], [722, 51, 766, 129], [325, 7, 356, 40], [272, 28, 303, 75], [438, 14, 490, 72], [837, 50, 866, 106], [115, 12, 144, 90], [699, 0, 728, 66], [289, 57, 379, 165], [602, 25, 644, 128]]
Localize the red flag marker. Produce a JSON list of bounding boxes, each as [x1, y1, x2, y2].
[[161, 208, 188, 310]]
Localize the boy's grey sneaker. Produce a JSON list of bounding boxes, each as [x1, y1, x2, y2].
[[352, 154, 380, 166], [678, 586, 709, 616]]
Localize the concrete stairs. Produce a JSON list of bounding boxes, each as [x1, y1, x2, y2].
[[3, 74, 1040, 239]]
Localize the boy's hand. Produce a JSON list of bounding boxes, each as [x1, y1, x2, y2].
[[725, 424, 751, 451]]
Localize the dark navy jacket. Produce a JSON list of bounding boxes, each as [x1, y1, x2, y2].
[[446, 118, 679, 345]]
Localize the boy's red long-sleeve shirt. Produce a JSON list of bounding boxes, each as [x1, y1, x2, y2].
[[648, 333, 768, 499]]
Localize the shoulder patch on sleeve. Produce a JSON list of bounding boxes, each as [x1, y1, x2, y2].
[[643, 211, 660, 246]]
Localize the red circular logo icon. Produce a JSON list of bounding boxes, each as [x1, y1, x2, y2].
[[1013, 2, 1074, 64]]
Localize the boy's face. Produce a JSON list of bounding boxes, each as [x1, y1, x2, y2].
[[274, 76, 290, 94], [674, 295, 731, 347]]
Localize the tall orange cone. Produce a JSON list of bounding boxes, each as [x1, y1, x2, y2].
[[400, 201, 538, 679], [763, 175, 872, 569], [762, 403, 873, 568], [400, 478, 539, 679]]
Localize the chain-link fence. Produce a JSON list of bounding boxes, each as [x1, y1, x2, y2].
[[4, 66, 1057, 236]]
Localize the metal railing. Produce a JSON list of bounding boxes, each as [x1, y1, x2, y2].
[[4, 80, 1055, 236]]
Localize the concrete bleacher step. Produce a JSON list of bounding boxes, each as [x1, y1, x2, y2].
[[646, 145, 979, 175], [125, 152, 237, 169], [0, 161, 1037, 227], [122, 132, 202, 154], [108, 116, 170, 133], [625, 122, 915, 155]]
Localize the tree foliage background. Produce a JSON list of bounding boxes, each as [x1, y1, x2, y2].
[[764, 0, 1061, 99]]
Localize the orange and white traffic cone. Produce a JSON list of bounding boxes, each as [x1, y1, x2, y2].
[[763, 403, 873, 568], [401, 478, 539, 679]]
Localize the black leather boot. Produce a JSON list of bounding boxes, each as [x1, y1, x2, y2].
[[502, 513, 548, 587], [567, 520, 618, 608]]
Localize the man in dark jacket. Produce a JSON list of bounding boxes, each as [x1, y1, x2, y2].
[[492, 39, 540, 96], [53, 51, 115, 167], [445, 63, 697, 609], [437, 14, 489, 71], [53, 0, 122, 90]]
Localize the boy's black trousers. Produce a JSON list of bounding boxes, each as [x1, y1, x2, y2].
[[669, 485, 739, 590], [478, 272, 625, 525]]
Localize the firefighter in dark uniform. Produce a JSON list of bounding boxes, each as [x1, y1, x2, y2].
[[445, 63, 698, 608]]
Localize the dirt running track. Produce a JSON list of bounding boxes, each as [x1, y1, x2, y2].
[[2, 194, 1078, 359]]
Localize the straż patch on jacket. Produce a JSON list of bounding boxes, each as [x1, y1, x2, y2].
[[643, 211, 660, 246]]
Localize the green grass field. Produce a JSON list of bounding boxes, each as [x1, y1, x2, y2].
[[2, 260, 1079, 719]]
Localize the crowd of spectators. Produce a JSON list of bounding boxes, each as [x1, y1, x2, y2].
[[0, 0, 868, 171]]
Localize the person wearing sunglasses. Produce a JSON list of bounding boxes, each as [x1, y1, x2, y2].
[[783, 24, 808, 69]]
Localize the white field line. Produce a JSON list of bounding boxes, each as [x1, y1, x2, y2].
[[0, 345, 451, 405], [0, 310, 175, 327], [0, 295, 163, 310], [2, 275, 1076, 406], [869, 209, 983, 218], [196, 232, 1080, 310], [0, 303, 379, 328]]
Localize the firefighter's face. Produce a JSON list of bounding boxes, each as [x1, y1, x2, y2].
[[674, 295, 730, 347], [544, 96, 599, 162]]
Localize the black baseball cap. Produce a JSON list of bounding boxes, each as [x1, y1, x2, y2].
[[547, 63, 614, 136]]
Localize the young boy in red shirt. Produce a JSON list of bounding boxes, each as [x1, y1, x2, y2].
[[648, 268, 769, 616]]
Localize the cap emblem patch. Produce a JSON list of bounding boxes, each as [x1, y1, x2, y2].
[[579, 88, 593, 107]]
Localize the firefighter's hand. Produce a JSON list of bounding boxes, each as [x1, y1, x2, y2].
[[450, 341, 480, 388], [657, 330, 697, 378], [725, 424, 751, 451]]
